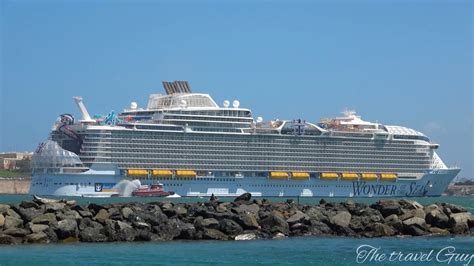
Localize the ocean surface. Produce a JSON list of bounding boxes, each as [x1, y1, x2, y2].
[[0, 195, 473, 266]]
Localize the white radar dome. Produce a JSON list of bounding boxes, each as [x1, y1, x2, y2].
[[256, 116, 263, 123], [223, 100, 230, 108], [232, 100, 240, 108], [130, 102, 138, 110], [180, 100, 187, 107]]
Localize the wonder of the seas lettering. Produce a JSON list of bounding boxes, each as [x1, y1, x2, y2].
[[352, 182, 397, 196]]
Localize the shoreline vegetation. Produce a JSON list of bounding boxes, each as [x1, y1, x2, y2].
[[0, 194, 472, 245]]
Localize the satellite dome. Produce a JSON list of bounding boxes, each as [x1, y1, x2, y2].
[[223, 100, 230, 108], [256, 116, 263, 123], [130, 102, 138, 110], [232, 100, 240, 108]]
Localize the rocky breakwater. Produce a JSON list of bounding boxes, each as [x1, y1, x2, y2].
[[0, 194, 473, 244]]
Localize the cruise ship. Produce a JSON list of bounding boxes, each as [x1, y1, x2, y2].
[[30, 81, 460, 197]]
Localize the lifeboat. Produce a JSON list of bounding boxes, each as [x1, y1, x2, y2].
[[127, 169, 148, 176], [291, 172, 310, 180], [152, 169, 173, 177], [380, 173, 398, 181], [361, 173, 378, 181], [341, 173, 359, 181], [320, 172, 338, 180], [176, 170, 197, 178], [270, 172, 289, 179]]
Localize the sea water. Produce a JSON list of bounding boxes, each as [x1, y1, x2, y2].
[[0, 195, 473, 266]]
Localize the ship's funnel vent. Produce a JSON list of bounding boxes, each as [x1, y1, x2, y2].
[[162, 81, 192, 95]]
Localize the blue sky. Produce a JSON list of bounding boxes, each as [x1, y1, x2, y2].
[[1, 1, 472, 178]]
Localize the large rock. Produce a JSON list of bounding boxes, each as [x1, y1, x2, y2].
[[305, 207, 328, 223], [2, 227, 30, 237], [425, 209, 450, 228], [260, 211, 289, 235], [399, 208, 426, 221], [442, 203, 467, 214], [286, 211, 310, 224], [17, 207, 45, 222], [4, 216, 23, 229], [234, 193, 252, 202], [403, 217, 427, 236], [152, 218, 182, 241], [6, 209, 21, 220], [45, 202, 66, 212], [232, 204, 260, 215], [20, 201, 40, 209], [219, 219, 243, 235], [384, 214, 403, 232], [201, 228, 229, 240], [178, 222, 196, 240], [79, 227, 108, 242], [57, 210, 82, 221], [121, 207, 134, 219], [31, 213, 57, 225], [235, 212, 260, 229], [54, 219, 78, 239], [449, 212, 470, 234], [371, 200, 402, 217], [0, 234, 19, 244], [0, 214, 5, 228], [94, 209, 110, 224], [29, 223, 49, 233], [372, 223, 395, 237], [329, 211, 352, 228], [26, 232, 49, 243], [402, 217, 426, 227], [0, 204, 10, 214], [116, 221, 137, 241], [195, 218, 219, 229]]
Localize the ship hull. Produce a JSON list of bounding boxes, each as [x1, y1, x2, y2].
[[29, 168, 460, 198]]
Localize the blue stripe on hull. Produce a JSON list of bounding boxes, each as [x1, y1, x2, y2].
[[29, 169, 460, 198]]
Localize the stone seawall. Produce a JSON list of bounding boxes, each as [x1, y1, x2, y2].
[[0, 193, 472, 244], [0, 179, 30, 194]]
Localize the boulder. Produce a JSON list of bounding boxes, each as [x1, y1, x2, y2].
[[428, 227, 450, 235], [26, 232, 49, 244], [54, 219, 78, 239], [232, 204, 260, 215], [234, 193, 252, 202], [329, 211, 352, 228], [31, 213, 57, 225], [449, 212, 470, 234], [442, 203, 467, 214], [20, 201, 40, 209], [2, 227, 30, 237], [235, 233, 257, 240], [29, 223, 49, 233], [402, 217, 426, 227], [260, 211, 289, 235], [152, 218, 182, 241], [219, 219, 243, 235], [286, 211, 309, 224], [272, 232, 287, 239], [384, 214, 403, 232], [305, 207, 328, 223], [178, 222, 196, 240], [235, 212, 260, 230], [94, 209, 110, 224], [87, 203, 105, 214], [6, 209, 21, 220], [0, 204, 10, 214], [121, 207, 134, 219], [371, 200, 402, 217], [57, 210, 82, 221], [196, 218, 219, 229], [425, 209, 450, 228], [202, 228, 229, 240], [372, 223, 395, 237], [45, 202, 66, 212], [4, 216, 23, 229], [0, 234, 19, 244], [17, 207, 45, 222], [116, 221, 137, 241], [216, 203, 229, 213], [0, 214, 5, 228], [399, 208, 426, 221], [78, 210, 93, 218]]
